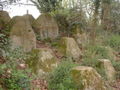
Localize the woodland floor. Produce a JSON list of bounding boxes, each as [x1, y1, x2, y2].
[[26, 41, 120, 90], [0, 41, 120, 90]]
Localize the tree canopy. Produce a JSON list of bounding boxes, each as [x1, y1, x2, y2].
[[0, 0, 20, 10], [30, 0, 63, 13]]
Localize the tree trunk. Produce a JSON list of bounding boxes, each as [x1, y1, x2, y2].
[[90, 12, 98, 45], [101, 0, 111, 31]]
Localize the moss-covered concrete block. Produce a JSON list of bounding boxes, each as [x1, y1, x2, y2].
[[26, 48, 58, 76], [99, 59, 116, 82], [33, 13, 59, 40], [10, 15, 36, 52], [60, 37, 82, 62], [71, 66, 107, 90]]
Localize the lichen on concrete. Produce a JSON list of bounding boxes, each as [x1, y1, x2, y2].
[[71, 66, 107, 90], [26, 48, 58, 76]]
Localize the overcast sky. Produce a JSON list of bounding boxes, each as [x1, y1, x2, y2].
[[4, 0, 40, 18]]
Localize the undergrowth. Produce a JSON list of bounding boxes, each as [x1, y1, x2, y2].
[[48, 60, 78, 90]]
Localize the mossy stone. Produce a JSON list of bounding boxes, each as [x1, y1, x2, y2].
[[71, 66, 107, 90], [26, 48, 58, 75], [33, 13, 59, 40], [59, 37, 82, 62], [10, 15, 36, 52]]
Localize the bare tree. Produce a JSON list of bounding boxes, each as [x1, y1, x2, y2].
[[101, 0, 112, 31], [0, 0, 20, 10]]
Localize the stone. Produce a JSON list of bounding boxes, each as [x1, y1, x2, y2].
[[0, 11, 11, 29], [26, 48, 58, 76], [71, 66, 107, 90], [33, 13, 59, 40], [0, 84, 2, 89], [99, 59, 116, 82], [10, 15, 36, 52], [60, 37, 82, 61], [105, 47, 117, 61], [23, 14, 35, 26]]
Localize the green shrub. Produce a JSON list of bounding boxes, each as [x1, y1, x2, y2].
[[111, 60, 120, 79], [81, 45, 109, 79], [5, 48, 27, 61], [0, 48, 31, 90], [25, 49, 39, 74], [0, 33, 9, 51], [3, 70, 30, 90], [0, 62, 31, 90], [85, 45, 110, 59], [48, 60, 78, 90], [0, 27, 10, 51], [50, 39, 61, 48], [106, 34, 120, 51], [51, 41, 59, 47]]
